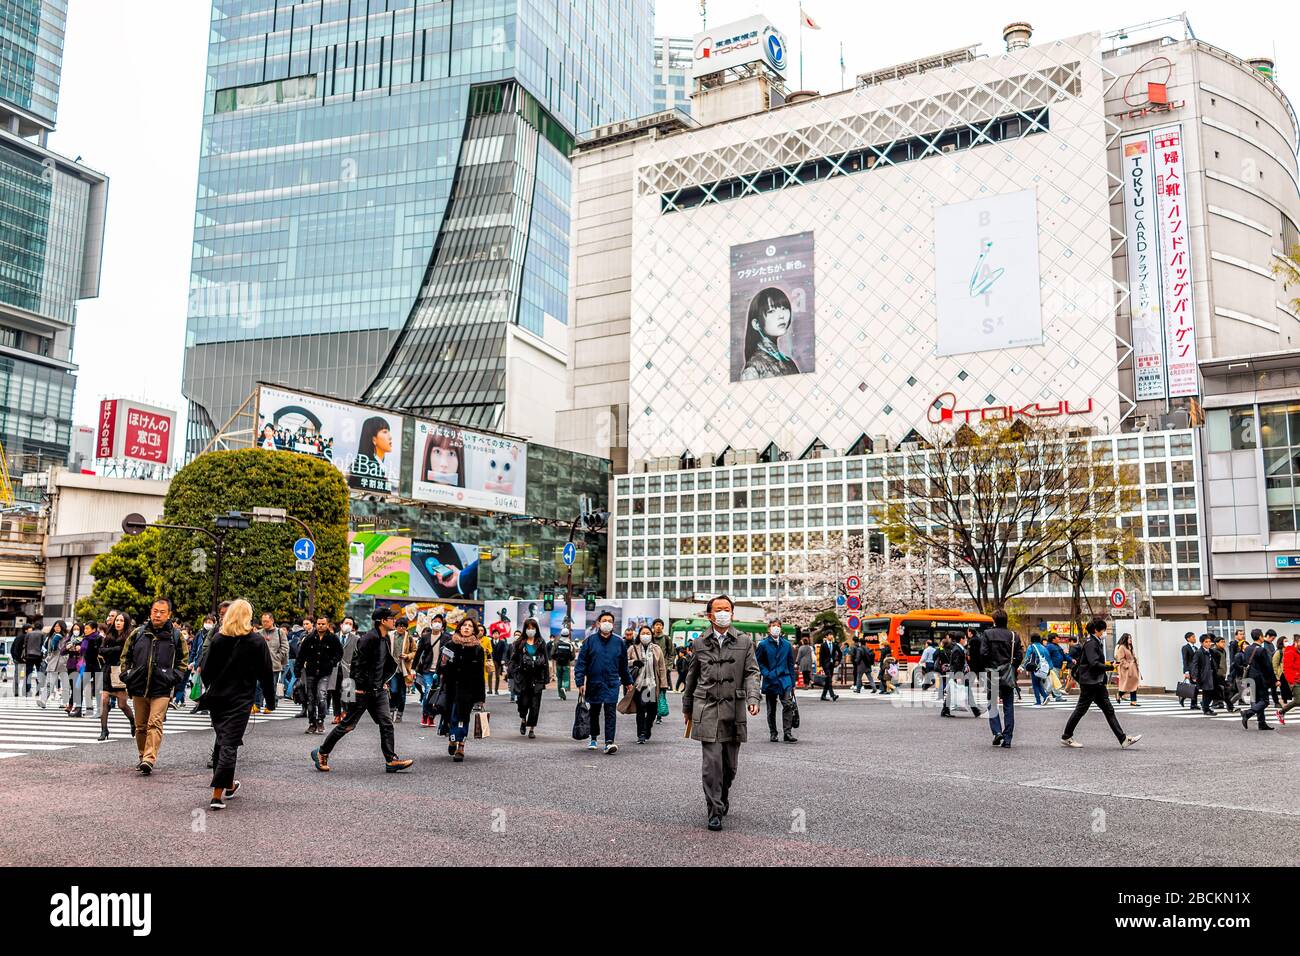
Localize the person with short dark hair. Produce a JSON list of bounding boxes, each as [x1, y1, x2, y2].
[[1180, 631, 1199, 709], [1060, 618, 1141, 749], [1239, 629, 1278, 731], [683, 595, 761, 831], [817, 632, 840, 702], [296, 616, 342, 734], [1191, 634, 1217, 716], [978, 609, 1018, 747], [651, 618, 673, 723], [573, 609, 633, 754], [755, 618, 797, 742], [119, 598, 189, 774], [311, 606, 413, 773]]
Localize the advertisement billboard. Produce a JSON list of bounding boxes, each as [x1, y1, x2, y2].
[[730, 231, 815, 383], [934, 189, 1044, 357], [95, 399, 176, 464], [410, 420, 527, 515], [348, 532, 411, 597], [257, 385, 403, 495], [1120, 132, 1168, 400], [692, 15, 787, 80], [409, 539, 481, 600], [1152, 124, 1199, 398]]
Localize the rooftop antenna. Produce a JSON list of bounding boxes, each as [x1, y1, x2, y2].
[[699, 0, 706, 29]]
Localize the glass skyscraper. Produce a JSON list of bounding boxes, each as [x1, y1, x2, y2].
[[0, 0, 107, 491], [652, 36, 692, 116], [183, 0, 653, 452]]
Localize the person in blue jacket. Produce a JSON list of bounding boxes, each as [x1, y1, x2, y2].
[[573, 610, 633, 755], [755, 619, 798, 743]]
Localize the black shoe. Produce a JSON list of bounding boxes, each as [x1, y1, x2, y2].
[[520, 721, 527, 736], [528, 728, 536, 738], [940, 709, 952, 717], [1000, 740, 1012, 748], [707, 815, 722, 831], [1242, 713, 1250, 730], [991, 734, 1004, 746], [97, 729, 109, 741], [1259, 723, 1275, 731], [972, 709, 982, 718], [770, 732, 779, 742], [558, 690, 567, 700], [783, 733, 798, 743], [636, 736, 645, 744], [137, 761, 153, 775]]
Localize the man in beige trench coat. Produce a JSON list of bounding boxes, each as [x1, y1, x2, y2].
[[682, 595, 762, 831]]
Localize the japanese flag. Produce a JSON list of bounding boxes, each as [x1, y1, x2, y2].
[[800, 7, 821, 29]]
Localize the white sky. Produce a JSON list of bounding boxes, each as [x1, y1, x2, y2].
[[50, 0, 1299, 436]]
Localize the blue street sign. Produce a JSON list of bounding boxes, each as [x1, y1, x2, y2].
[[562, 542, 577, 566], [294, 538, 316, 561], [1277, 555, 1300, 569], [835, 595, 847, 607]]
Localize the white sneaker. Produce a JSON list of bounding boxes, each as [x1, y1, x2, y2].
[[1121, 735, 1142, 749], [1060, 738, 1082, 748]]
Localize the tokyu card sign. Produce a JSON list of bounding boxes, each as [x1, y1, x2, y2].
[[1152, 124, 1199, 398], [1121, 131, 1167, 400], [96, 399, 176, 464]]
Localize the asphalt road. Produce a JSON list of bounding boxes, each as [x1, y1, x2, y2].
[[1, 688, 1296, 866]]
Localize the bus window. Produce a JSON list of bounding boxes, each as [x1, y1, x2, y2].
[[860, 618, 890, 640], [899, 619, 989, 658]]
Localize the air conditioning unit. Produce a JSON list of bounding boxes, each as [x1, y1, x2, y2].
[[900, 441, 920, 452], [872, 434, 891, 453], [941, 143, 956, 153]]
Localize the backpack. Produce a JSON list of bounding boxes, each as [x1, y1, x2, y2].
[[552, 637, 573, 664]]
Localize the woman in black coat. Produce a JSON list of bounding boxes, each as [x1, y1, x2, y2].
[[509, 618, 551, 738], [436, 617, 486, 762], [198, 599, 275, 809]]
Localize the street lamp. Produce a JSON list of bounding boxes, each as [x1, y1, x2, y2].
[[122, 510, 249, 619]]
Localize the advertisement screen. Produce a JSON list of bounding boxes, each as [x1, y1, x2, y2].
[[348, 532, 411, 597], [411, 420, 527, 515], [373, 600, 484, 634], [409, 539, 481, 601], [729, 231, 815, 383], [257, 385, 403, 496], [934, 189, 1043, 356], [96, 399, 176, 465]]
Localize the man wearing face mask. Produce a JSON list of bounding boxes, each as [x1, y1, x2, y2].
[[755, 618, 798, 743], [415, 615, 445, 726], [683, 596, 762, 832], [549, 624, 575, 700], [329, 617, 357, 724], [573, 611, 633, 754]]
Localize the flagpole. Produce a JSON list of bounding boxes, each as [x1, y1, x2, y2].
[[799, 4, 804, 89], [839, 40, 844, 90]]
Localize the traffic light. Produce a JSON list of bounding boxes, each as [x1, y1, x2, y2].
[[543, 590, 555, 611], [585, 593, 597, 611]]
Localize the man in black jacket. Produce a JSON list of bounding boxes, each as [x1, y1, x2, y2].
[[296, 617, 343, 734], [1061, 617, 1141, 749], [119, 598, 189, 774], [1239, 630, 1279, 730], [1179, 632, 1198, 709], [12, 625, 44, 697], [1191, 634, 1217, 716], [312, 606, 413, 773], [978, 609, 1017, 747], [941, 633, 982, 718]]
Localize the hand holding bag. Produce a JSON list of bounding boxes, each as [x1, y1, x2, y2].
[[571, 693, 591, 740], [616, 685, 638, 715], [472, 709, 491, 738], [657, 689, 669, 718]]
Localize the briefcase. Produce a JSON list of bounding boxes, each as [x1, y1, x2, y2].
[[1175, 680, 1196, 701]]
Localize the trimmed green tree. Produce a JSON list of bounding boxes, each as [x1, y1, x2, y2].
[[74, 527, 161, 624], [155, 449, 350, 626]]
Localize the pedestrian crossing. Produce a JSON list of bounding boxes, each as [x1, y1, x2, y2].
[[797, 685, 1276, 726], [0, 697, 296, 760]]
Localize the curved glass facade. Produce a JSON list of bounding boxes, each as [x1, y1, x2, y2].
[[184, 0, 652, 452]]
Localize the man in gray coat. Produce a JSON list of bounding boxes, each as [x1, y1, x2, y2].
[[682, 595, 761, 832]]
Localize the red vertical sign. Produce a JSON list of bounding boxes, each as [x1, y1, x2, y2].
[[96, 400, 117, 459]]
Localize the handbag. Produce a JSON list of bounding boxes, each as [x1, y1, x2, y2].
[[790, 694, 800, 729], [108, 665, 124, 693], [431, 683, 449, 716], [657, 689, 669, 718], [616, 686, 637, 715], [472, 710, 491, 738], [1049, 669, 1062, 691], [571, 694, 591, 740]]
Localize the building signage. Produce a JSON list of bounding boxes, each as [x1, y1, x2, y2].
[[1120, 131, 1167, 400], [1275, 555, 1300, 570], [410, 420, 528, 515], [934, 189, 1044, 357], [1152, 124, 1199, 398], [927, 393, 1095, 425], [692, 15, 788, 79], [95, 398, 175, 465]]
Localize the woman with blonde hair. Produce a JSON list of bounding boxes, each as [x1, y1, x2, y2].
[[198, 598, 275, 809]]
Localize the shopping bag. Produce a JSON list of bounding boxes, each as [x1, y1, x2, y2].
[[657, 689, 669, 718], [571, 695, 591, 740], [1237, 679, 1256, 707], [1049, 669, 1062, 692], [790, 694, 800, 729], [472, 710, 491, 738], [188, 677, 202, 702], [616, 686, 637, 715]]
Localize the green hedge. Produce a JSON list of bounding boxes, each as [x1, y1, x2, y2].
[[156, 449, 350, 625]]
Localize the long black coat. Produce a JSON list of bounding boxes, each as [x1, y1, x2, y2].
[[199, 632, 275, 711], [437, 639, 486, 712], [1191, 646, 1216, 690]]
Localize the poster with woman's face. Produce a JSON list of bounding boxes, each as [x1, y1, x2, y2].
[[729, 231, 815, 383], [256, 386, 403, 495], [410, 419, 527, 515]]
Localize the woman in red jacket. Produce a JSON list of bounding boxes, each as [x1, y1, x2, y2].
[[1277, 637, 1300, 724]]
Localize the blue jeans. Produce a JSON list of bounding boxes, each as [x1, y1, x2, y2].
[[1030, 673, 1049, 705], [987, 685, 1016, 742], [283, 664, 297, 700], [448, 701, 471, 742], [588, 700, 617, 744], [420, 673, 438, 720]]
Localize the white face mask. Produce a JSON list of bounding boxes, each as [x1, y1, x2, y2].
[[341, 624, 353, 633], [599, 621, 614, 635], [526, 627, 537, 637], [769, 626, 781, 637], [431, 623, 442, 632], [713, 611, 732, 629], [639, 634, 652, 645]]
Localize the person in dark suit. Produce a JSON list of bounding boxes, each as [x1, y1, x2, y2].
[[1191, 634, 1217, 716], [1061, 617, 1141, 749], [1240, 630, 1278, 730], [817, 635, 840, 701], [978, 610, 1017, 747], [1179, 632, 1198, 708]]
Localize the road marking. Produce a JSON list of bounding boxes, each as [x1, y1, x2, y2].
[[1018, 780, 1300, 818]]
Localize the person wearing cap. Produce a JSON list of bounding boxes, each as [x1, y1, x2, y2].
[[549, 623, 576, 700], [311, 605, 413, 773]]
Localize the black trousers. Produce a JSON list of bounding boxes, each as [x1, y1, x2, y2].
[[320, 689, 396, 761], [516, 681, 543, 728], [1062, 683, 1126, 743], [765, 690, 795, 734], [209, 704, 252, 791], [634, 691, 657, 739]]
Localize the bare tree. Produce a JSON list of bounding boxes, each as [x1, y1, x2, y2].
[[881, 421, 1128, 613]]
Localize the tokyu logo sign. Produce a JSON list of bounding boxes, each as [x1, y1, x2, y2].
[[927, 392, 1095, 425]]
